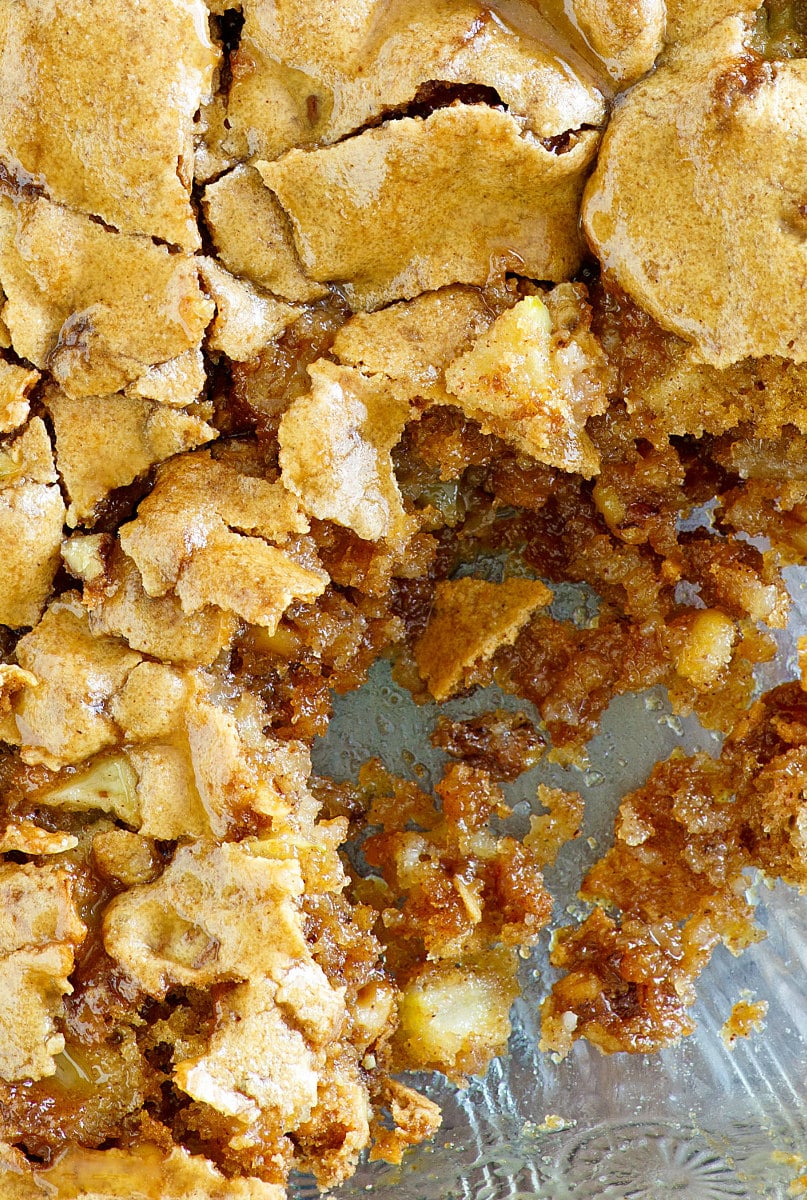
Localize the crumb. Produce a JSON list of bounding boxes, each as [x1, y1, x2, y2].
[[721, 992, 769, 1048]]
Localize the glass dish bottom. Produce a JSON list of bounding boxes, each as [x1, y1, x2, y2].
[[304, 565, 807, 1199]]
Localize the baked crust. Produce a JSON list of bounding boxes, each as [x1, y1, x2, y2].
[[3, 0, 807, 1194]]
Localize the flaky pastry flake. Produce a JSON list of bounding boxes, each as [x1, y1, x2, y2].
[[0, 820, 77, 856], [0, 417, 65, 627], [174, 978, 322, 1126], [175, 528, 327, 629], [0, 665, 36, 744], [444, 292, 609, 476], [279, 360, 415, 544], [220, 0, 604, 162], [0, 416, 57, 487], [118, 451, 325, 631], [91, 829, 163, 888], [0, 0, 218, 249], [46, 386, 217, 526], [118, 450, 309, 592], [185, 696, 312, 837], [332, 286, 500, 402], [201, 166, 330, 303], [257, 105, 599, 310], [0, 944, 76, 1083], [1, 1143, 284, 1200], [123, 348, 206, 408], [663, 0, 752, 48], [0, 862, 85, 1082], [109, 661, 196, 743], [127, 743, 210, 841], [0, 195, 214, 398], [12, 595, 141, 768], [414, 576, 553, 701], [0, 357, 38, 434], [0, 862, 85, 952], [200, 257, 300, 362], [583, 16, 807, 366], [103, 841, 309, 996], [86, 549, 237, 667]]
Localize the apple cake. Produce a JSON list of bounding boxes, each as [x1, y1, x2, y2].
[[1, 0, 807, 1194]]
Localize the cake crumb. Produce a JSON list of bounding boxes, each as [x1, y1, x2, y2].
[[721, 992, 768, 1048]]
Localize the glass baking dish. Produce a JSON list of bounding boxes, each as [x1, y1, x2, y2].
[[301, 565, 807, 1199]]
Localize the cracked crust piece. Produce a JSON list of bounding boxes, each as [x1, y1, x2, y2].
[[279, 360, 415, 544], [0, 821, 77, 855], [174, 974, 342, 1125], [83, 545, 237, 666], [22, 695, 399, 1184], [0, 1144, 285, 1199], [10, 594, 142, 768], [595, 280, 807, 442], [185, 695, 318, 837], [199, 257, 300, 362], [444, 289, 611, 476], [663, 0, 755, 48], [0, 0, 218, 249], [201, 166, 330, 303], [33, 663, 299, 842], [0, 862, 85, 1081], [0, 195, 214, 399], [583, 16, 807, 367], [102, 825, 374, 1188], [0, 417, 65, 627], [118, 450, 326, 630], [124, 349, 207, 409], [332, 285, 501, 401], [257, 105, 599, 311], [414, 577, 553, 701], [0, 357, 38, 434], [103, 841, 309, 990], [218, 0, 604, 164], [46, 386, 217, 527]]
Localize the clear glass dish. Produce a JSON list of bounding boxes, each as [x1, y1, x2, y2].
[[303, 565, 807, 1199]]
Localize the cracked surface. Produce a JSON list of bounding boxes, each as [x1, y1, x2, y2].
[[213, 0, 604, 166], [0, 195, 214, 398], [257, 105, 599, 309], [4, 0, 807, 1196], [584, 15, 807, 366], [0, 0, 218, 248]]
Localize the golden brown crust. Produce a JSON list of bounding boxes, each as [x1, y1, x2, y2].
[[214, 0, 604, 164], [0, 196, 213, 398], [0, 418, 64, 627], [279, 361, 415, 545], [258, 107, 599, 310], [584, 17, 807, 366], [0, 0, 218, 248], [5, 0, 807, 1191], [414, 576, 552, 702]]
